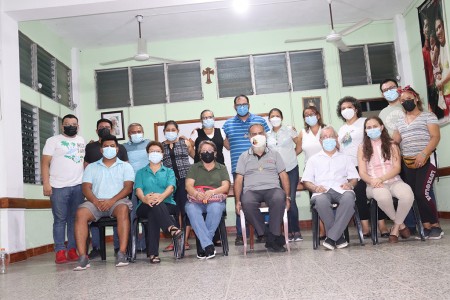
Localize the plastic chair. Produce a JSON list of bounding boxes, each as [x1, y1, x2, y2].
[[370, 198, 426, 245], [90, 217, 131, 261]]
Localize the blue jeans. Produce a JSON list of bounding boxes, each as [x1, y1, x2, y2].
[[185, 201, 225, 249], [287, 166, 300, 233], [50, 185, 84, 252]]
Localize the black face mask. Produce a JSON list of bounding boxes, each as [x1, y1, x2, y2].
[[98, 128, 110, 139], [63, 125, 78, 137], [402, 99, 416, 112], [200, 151, 215, 163]]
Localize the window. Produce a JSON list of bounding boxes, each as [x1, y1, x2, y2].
[[36, 45, 56, 99], [216, 50, 326, 98], [19, 32, 33, 87], [339, 42, 397, 87], [96, 61, 203, 109], [359, 97, 388, 118], [55, 61, 72, 107]]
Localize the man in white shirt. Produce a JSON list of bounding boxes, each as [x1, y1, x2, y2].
[[301, 126, 359, 250]]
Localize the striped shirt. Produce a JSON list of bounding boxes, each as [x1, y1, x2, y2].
[[222, 113, 270, 173], [396, 111, 438, 157]]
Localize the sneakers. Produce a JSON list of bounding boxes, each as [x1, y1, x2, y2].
[[428, 227, 444, 240], [293, 232, 303, 242], [163, 243, 174, 252], [256, 235, 267, 243], [196, 249, 206, 260], [88, 248, 100, 259], [205, 245, 216, 259], [235, 235, 244, 246], [335, 236, 348, 249], [73, 255, 90, 271], [115, 251, 129, 267], [322, 238, 336, 250], [288, 233, 295, 242], [66, 248, 79, 261], [55, 250, 68, 264], [423, 228, 431, 239], [265, 241, 287, 252]]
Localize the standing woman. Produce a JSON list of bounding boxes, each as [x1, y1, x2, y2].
[[162, 120, 195, 250], [266, 108, 302, 241], [337, 96, 389, 237], [393, 86, 442, 239], [135, 141, 183, 263]]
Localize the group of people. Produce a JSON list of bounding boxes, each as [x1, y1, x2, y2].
[[41, 77, 442, 270]]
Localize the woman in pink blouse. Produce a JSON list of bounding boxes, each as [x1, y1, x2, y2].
[[357, 117, 414, 243]]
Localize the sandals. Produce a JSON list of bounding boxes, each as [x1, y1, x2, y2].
[[169, 226, 183, 240], [149, 255, 161, 264]]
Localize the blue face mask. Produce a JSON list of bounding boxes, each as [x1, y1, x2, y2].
[[130, 133, 144, 144], [305, 115, 318, 127], [202, 118, 215, 129], [165, 131, 178, 142], [102, 147, 117, 159], [366, 128, 382, 140], [322, 138, 336, 152], [383, 89, 399, 102], [236, 105, 249, 117]]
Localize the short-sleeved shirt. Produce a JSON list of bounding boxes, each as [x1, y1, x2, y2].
[[396, 111, 438, 157], [134, 165, 177, 209], [42, 134, 85, 188], [236, 147, 285, 194], [84, 141, 129, 164], [267, 125, 298, 172], [186, 161, 230, 188], [222, 113, 270, 173], [338, 117, 366, 167], [301, 150, 360, 197], [82, 158, 135, 199], [379, 104, 404, 137], [123, 139, 150, 173]]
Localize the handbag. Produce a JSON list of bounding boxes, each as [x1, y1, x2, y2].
[[402, 153, 430, 169], [187, 185, 227, 204]]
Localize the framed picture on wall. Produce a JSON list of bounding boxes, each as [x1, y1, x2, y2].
[[302, 96, 322, 115], [101, 110, 125, 140]]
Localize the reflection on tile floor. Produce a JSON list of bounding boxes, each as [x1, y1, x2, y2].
[[2, 220, 450, 299]]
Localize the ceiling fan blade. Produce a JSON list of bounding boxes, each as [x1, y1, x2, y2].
[[100, 57, 135, 66], [147, 56, 180, 63], [285, 36, 326, 43], [332, 39, 350, 52], [338, 18, 372, 36]]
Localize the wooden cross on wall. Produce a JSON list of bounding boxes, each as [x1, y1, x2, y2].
[[202, 67, 214, 84]]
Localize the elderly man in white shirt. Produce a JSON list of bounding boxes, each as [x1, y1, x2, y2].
[[301, 126, 360, 250]]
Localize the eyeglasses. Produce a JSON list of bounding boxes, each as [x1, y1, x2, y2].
[[236, 104, 248, 108], [202, 116, 214, 120], [320, 136, 335, 140], [149, 150, 162, 154], [304, 113, 316, 117], [381, 86, 397, 93]]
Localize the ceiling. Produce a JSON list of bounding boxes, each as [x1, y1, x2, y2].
[[27, 0, 417, 49]]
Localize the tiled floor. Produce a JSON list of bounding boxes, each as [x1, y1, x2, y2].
[[2, 221, 450, 300]]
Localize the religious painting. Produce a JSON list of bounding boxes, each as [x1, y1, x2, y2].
[[100, 110, 125, 140]]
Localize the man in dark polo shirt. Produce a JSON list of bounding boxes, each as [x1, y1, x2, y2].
[[234, 123, 290, 252], [84, 118, 129, 258]]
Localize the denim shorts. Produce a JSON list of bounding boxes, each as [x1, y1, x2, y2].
[[79, 198, 132, 221]]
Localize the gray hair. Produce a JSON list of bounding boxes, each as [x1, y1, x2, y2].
[[128, 123, 144, 133], [248, 123, 265, 134], [320, 125, 337, 139], [197, 140, 217, 155]]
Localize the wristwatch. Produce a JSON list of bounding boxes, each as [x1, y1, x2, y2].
[[286, 196, 291, 200]]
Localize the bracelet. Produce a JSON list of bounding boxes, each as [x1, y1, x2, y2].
[[286, 196, 291, 200], [420, 151, 427, 158]]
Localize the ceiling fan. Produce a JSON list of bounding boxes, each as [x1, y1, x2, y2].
[[285, 0, 372, 52], [100, 15, 179, 66]]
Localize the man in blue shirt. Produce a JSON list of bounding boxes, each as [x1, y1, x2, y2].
[[222, 95, 270, 245], [74, 135, 135, 270]]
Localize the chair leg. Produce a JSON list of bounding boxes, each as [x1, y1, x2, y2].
[[353, 206, 365, 246], [370, 199, 379, 245], [219, 217, 228, 256], [412, 199, 426, 241], [131, 217, 138, 262], [99, 225, 107, 261], [312, 207, 319, 250], [249, 224, 255, 251], [239, 210, 247, 255], [283, 209, 290, 252]]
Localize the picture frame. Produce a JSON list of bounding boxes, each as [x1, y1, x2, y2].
[[100, 110, 125, 140], [302, 96, 322, 115]]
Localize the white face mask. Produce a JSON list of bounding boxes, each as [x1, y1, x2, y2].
[[341, 108, 355, 120], [130, 133, 144, 143], [250, 134, 267, 148], [148, 152, 163, 164], [269, 117, 282, 128]]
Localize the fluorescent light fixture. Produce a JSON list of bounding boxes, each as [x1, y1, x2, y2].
[[232, 0, 250, 14]]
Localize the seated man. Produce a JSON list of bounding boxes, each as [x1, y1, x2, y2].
[[234, 123, 290, 252], [301, 126, 360, 250], [74, 135, 135, 270]]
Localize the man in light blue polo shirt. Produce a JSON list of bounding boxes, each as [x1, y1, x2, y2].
[[74, 135, 135, 271], [123, 122, 151, 251], [222, 95, 270, 245]]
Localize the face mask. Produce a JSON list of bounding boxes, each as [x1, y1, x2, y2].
[[402, 99, 416, 112], [148, 152, 163, 164], [269, 117, 282, 128], [305, 115, 318, 127], [366, 128, 382, 140], [63, 125, 77, 137], [341, 108, 355, 120], [130, 133, 144, 144], [322, 138, 336, 152], [202, 118, 215, 129], [236, 105, 249, 117], [98, 128, 110, 139], [200, 151, 215, 163], [383, 89, 399, 102], [102, 147, 117, 159], [165, 132, 178, 142], [251, 134, 267, 148]]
